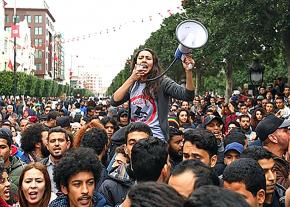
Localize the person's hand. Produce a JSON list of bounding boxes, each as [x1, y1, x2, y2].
[[129, 64, 147, 81], [182, 54, 195, 72]]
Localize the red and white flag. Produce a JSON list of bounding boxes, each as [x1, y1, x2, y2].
[[11, 25, 20, 38], [8, 59, 13, 70]]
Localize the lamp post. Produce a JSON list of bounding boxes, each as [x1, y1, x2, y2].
[[13, 0, 17, 97], [249, 59, 264, 97]]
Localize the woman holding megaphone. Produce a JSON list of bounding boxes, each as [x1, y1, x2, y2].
[[111, 48, 195, 140]]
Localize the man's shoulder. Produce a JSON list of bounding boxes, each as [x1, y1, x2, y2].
[[10, 156, 26, 170], [39, 157, 50, 165], [49, 194, 68, 207]]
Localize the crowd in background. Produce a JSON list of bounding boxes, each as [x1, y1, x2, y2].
[[0, 80, 289, 206]]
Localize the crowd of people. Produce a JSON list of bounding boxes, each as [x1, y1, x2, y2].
[[0, 48, 289, 207]]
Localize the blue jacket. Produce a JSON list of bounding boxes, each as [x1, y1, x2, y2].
[[49, 192, 111, 207]]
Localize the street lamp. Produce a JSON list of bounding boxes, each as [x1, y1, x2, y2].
[[249, 59, 264, 96]]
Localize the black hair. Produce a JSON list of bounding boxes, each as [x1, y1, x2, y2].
[[184, 185, 250, 207], [127, 182, 184, 207], [183, 128, 218, 157], [21, 123, 45, 153], [241, 146, 272, 161], [223, 158, 266, 196], [74, 102, 80, 109], [131, 137, 168, 182], [100, 116, 118, 132], [80, 128, 108, 155], [171, 160, 219, 189], [0, 128, 13, 147], [224, 131, 246, 147], [48, 127, 69, 141], [131, 48, 162, 98], [239, 114, 250, 121], [227, 120, 240, 128], [53, 147, 102, 190], [124, 122, 152, 144], [47, 111, 59, 121], [169, 127, 183, 141]]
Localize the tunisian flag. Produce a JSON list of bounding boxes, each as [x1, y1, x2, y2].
[[11, 25, 20, 38], [8, 60, 13, 70]]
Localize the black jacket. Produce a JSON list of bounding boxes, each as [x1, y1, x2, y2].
[[98, 164, 134, 206]]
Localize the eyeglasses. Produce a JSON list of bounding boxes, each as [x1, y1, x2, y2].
[[0, 177, 12, 184]]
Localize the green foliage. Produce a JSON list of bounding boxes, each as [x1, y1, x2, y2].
[[17, 72, 28, 95], [43, 80, 53, 97], [72, 88, 94, 97], [57, 84, 64, 97], [25, 75, 37, 96], [0, 71, 14, 95], [50, 81, 59, 97], [35, 78, 45, 97], [203, 70, 226, 95], [107, 0, 290, 95]]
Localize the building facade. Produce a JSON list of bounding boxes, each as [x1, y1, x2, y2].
[[4, 0, 65, 82]]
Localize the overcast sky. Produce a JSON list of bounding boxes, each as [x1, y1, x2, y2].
[[46, 0, 182, 86]]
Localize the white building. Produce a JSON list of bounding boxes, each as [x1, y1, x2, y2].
[[2, 19, 35, 73], [79, 71, 104, 95]]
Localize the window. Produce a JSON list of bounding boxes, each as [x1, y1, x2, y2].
[[34, 15, 43, 23], [34, 39, 43, 47], [13, 15, 20, 23], [4, 27, 11, 33], [35, 50, 43, 59], [34, 27, 43, 35], [35, 63, 42, 70], [5, 15, 9, 23], [24, 15, 32, 23]]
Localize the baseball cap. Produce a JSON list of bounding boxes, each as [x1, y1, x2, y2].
[[224, 142, 244, 154], [204, 115, 223, 126], [256, 114, 290, 141], [232, 90, 240, 96]]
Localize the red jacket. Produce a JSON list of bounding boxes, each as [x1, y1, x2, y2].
[[0, 198, 12, 207]]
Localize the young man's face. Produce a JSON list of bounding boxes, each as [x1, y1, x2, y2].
[[240, 117, 250, 130], [183, 141, 216, 167], [126, 131, 149, 159], [61, 171, 95, 207], [265, 103, 274, 113], [119, 114, 129, 126], [240, 106, 248, 114], [169, 135, 184, 158], [258, 158, 276, 194], [46, 132, 70, 160], [104, 123, 114, 139], [224, 181, 264, 207], [0, 139, 10, 165], [205, 120, 222, 136], [224, 150, 240, 166], [275, 99, 284, 109], [181, 102, 189, 110]]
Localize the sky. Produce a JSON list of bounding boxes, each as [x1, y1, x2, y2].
[[46, 0, 182, 86]]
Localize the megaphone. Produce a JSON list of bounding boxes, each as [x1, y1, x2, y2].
[[175, 20, 208, 69], [145, 20, 208, 82]]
